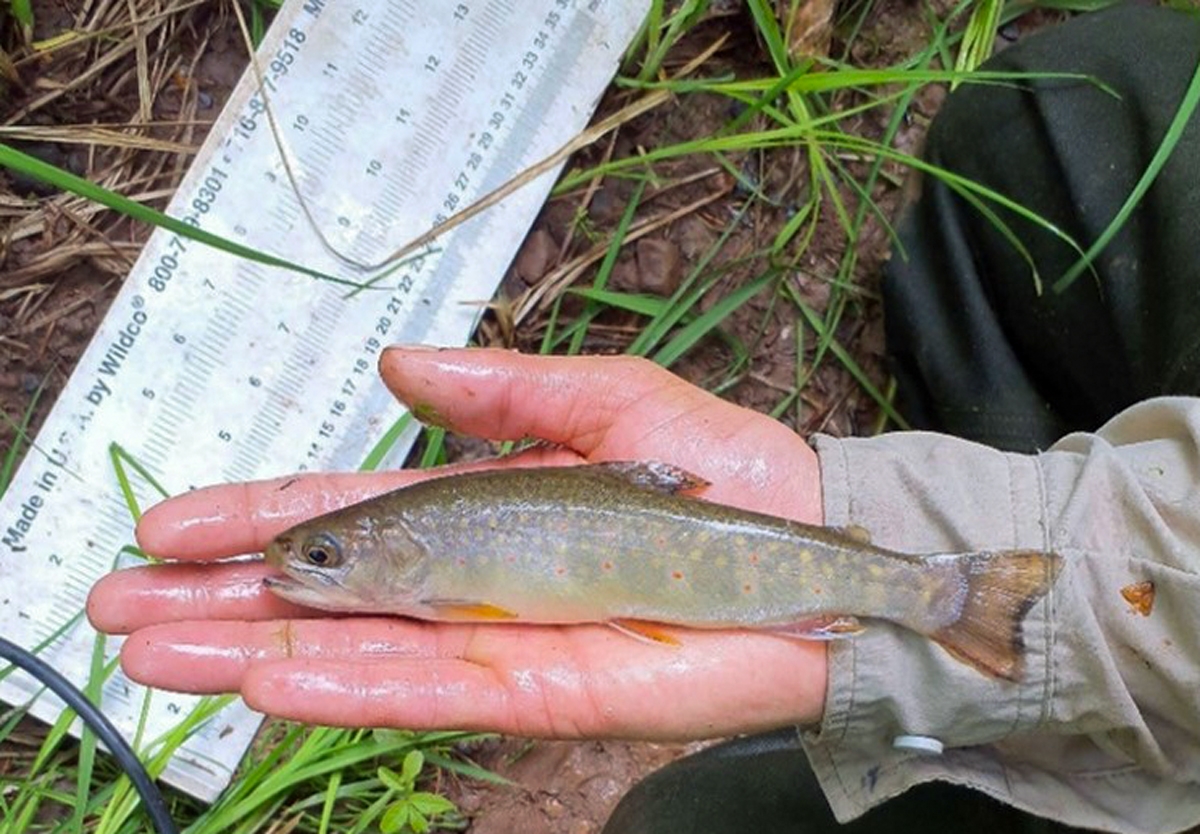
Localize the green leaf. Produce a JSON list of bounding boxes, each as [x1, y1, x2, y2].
[[400, 749, 425, 785], [378, 766, 407, 793], [380, 801, 411, 834], [408, 792, 457, 817]]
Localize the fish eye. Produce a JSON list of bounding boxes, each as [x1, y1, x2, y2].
[[302, 534, 343, 568]]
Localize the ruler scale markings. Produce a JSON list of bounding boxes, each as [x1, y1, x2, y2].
[[360, 50, 387, 75], [0, 0, 649, 800], [188, 353, 218, 374], [172, 381, 202, 406]]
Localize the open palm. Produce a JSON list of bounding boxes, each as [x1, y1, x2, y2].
[[88, 348, 828, 739]]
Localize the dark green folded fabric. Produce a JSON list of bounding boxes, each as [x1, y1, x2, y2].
[[884, 3, 1200, 451]]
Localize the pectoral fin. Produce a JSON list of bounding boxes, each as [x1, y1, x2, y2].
[[423, 600, 520, 621], [596, 461, 710, 495]]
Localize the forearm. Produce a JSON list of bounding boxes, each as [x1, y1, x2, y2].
[[803, 397, 1200, 834]]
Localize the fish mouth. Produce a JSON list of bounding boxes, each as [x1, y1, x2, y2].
[[262, 570, 360, 611], [262, 574, 309, 594], [263, 562, 346, 592]]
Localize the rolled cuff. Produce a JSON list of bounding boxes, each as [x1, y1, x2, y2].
[[803, 419, 1200, 834]]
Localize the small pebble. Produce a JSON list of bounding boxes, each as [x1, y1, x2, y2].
[[514, 228, 556, 285], [635, 238, 683, 297]]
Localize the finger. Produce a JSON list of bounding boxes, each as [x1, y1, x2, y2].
[[135, 445, 581, 560], [380, 347, 821, 519], [240, 628, 825, 739], [87, 562, 309, 634], [116, 616, 824, 737], [118, 617, 438, 693], [379, 347, 704, 454]]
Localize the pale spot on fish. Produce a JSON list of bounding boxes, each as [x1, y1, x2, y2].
[[799, 549, 813, 563]]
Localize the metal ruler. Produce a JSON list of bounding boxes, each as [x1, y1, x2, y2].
[[0, 0, 647, 801]]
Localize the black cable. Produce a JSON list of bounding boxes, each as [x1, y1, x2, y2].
[[0, 635, 179, 834]]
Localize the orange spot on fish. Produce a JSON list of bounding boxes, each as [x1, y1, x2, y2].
[[671, 570, 684, 581], [1120, 581, 1155, 616], [748, 553, 759, 565], [555, 565, 567, 576], [743, 583, 753, 594], [602, 561, 614, 571], [812, 586, 823, 595]]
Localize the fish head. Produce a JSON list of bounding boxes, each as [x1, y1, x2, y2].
[[262, 510, 428, 613]]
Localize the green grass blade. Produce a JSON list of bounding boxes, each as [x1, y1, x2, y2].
[[744, 0, 791, 72], [108, 442, 169, 524], [627, 202, 754, 358], [69, 631, 110, 834], [567, 287, 668, 317], [1055, 52, 1200, 292], [567, 179, 646, 355], [318, 768, 343, 834], [652, 269, 779, 368], [953, 0, 1002, 80], [0, 372, 48, 497], [0, 143, 368, 290], [359, 411, 416, 472], [417, 427, 447, 469], [10, 0, 32, 27], [786, 285, 910, 429]]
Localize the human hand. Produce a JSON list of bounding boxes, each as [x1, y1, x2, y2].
[[88, 348, 828, 740]]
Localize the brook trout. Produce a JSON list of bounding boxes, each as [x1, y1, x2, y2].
[[263, 462, 1060, 681]]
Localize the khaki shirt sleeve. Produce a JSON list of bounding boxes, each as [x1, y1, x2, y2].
[[803, 396, 1200, 834]]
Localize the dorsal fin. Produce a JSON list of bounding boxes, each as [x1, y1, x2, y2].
[[595, 461, 710, 495]]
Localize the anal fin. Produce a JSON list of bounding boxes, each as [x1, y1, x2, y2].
[[765, 615, 865, 641]]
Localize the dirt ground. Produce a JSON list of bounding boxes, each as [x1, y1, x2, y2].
[[1, 3, 1076, 833]]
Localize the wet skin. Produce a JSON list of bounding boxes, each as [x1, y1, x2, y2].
[[87, 348, 828, 740]]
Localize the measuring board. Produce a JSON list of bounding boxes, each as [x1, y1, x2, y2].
[[0, 0, 648, 801]]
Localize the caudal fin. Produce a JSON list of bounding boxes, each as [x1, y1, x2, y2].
[[931, 550, 1061, 682]]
